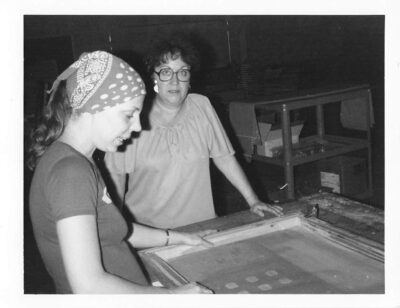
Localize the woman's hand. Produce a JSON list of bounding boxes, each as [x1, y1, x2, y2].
[[249, 200, 284, 217], [171, 230, 216, 247]]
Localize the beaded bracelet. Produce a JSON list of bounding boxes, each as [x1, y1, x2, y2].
[[165, 229, 170, 246]]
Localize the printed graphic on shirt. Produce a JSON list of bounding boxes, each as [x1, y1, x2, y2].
[[102, 187, 112, 204]]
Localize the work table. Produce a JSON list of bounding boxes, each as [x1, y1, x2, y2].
[[175, 192, 384, 244]]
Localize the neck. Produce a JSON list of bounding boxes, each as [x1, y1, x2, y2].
[[58, 118, 96, 160], [154, 96, 183, 114], [153, 97, 185, 126]]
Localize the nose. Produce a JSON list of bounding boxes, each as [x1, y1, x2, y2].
[[170, 71, 179, 84], [129, 118, 142, 132]]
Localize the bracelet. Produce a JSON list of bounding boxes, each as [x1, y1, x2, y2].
[[165, 229, 170, 246]]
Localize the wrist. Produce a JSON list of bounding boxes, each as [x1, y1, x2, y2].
[[247, 197, 260, 208], [165, 230, 183, 246]]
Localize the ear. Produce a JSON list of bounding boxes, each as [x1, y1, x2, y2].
[[151, 72, 157, 82]]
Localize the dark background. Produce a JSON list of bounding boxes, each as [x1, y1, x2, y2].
[[24, 15, 384, 293]]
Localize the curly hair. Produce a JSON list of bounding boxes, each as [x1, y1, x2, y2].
[[144, 33, 201, 75], [27, 80, 73, 170]]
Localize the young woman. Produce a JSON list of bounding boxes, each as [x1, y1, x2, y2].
[[28, 51, 213, 294]]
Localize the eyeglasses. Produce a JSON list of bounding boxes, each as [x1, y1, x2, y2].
[[154, 68, 191, 82]]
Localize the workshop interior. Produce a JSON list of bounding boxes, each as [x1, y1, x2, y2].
[[23, 15, 384, 294]]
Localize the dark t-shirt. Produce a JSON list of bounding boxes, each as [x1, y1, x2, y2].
[[29, 141, 148, 293]]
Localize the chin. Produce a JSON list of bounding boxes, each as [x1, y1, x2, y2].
[[98, 143, 118, 153], [106, 145, 119, 152]]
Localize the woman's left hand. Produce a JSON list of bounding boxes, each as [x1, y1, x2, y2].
[[249, 201, 284, 217], [174, 230, 217, 247]]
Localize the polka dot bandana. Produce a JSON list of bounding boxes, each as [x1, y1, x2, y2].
[[49, 51, 146, 114]]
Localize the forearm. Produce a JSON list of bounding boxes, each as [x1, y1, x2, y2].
[[57, 215, 169, 294], [75, 271, 168, 294], [212, 155, 259, 206], [82, 272, 213, 294], [128, 223, 185, 249]]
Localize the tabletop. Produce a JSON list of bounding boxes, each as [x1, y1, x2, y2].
[[174, 192, 384, 244]]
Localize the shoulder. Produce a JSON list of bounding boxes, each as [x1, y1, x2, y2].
[[53, 155, 94, 177], [186, 93, 214, 114], [187, 93, 211, 105], [45, 145, 95, 184]]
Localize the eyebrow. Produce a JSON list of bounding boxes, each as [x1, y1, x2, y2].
[[159, 65, 191, 70]]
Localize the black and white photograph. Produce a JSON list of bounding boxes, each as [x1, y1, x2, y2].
[[2, 0, 400, 307]]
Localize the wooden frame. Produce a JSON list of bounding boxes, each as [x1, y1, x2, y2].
[[139, 214, 384, 293]]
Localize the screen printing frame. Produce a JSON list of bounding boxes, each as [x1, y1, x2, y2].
[[139, 214, 384, 292]]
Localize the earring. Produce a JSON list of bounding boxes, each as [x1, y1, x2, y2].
[[153, 80, 159, 93]]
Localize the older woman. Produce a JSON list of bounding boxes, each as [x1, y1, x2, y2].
[[105, 36, 283, 229], [28, 51, 213, 294]]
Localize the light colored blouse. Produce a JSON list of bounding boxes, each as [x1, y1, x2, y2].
[[105, 93, 235, 228]]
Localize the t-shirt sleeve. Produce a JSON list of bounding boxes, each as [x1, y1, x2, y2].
[[104, 141, 137, 174], [200, 96, 235, 158], [45, 156, 97, 221]]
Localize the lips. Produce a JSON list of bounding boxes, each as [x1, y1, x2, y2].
[[114, 136, 125, 145]]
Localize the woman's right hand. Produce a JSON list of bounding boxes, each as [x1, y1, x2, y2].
[[170, 282, 214, 294]]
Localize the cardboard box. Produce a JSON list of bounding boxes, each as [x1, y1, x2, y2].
[[256, 122, 304, 157], [319, 156, 368, 197], [320, 171, 341, 193]]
